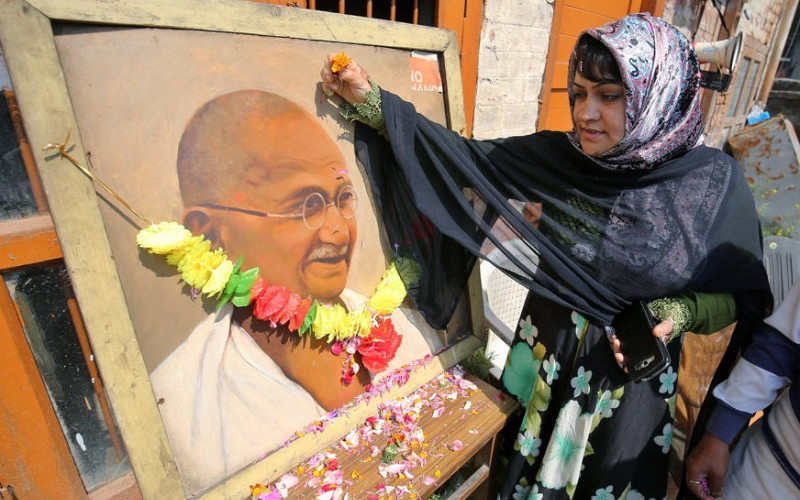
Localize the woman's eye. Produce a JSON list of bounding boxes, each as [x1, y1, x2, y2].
[[603, 94, 622, 101], [574, 92, 587, 100]]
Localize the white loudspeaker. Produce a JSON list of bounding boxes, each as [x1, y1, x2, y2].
[[694, 32, 743, 73]]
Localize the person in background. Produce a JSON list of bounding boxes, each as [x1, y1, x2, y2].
[[321, 13, 771, 500], [685, 279, 800, 499]]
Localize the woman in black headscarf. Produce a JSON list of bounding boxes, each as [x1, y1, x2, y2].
[[321, 13, 771, 499]]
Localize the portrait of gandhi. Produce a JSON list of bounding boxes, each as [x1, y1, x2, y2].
[[149, 89, 440, 494]]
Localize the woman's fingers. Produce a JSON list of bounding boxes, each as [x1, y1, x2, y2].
[[321, 53, 371, 104], [652, 319, 673, 343]]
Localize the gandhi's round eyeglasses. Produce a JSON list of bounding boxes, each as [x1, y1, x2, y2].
[[199, 186, 358, 230]]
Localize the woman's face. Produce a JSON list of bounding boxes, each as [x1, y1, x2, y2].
[[572, 72, 626, 156]]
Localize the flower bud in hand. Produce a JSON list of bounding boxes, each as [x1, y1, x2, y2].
[[321, 51, 372, 105]]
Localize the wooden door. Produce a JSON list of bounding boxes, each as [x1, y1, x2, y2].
[[704, 35, 769, 147], [538, 0, 664, 131]]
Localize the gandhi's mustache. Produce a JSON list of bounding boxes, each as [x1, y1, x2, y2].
[[306, 243, 350, 262]]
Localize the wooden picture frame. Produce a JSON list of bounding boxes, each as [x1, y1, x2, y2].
[[0, 1, 485, 498]]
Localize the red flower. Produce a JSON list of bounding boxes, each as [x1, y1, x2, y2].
[[272, 292, 301, 326], [253, 284, 292, 324], [357, 319, 402, 373], [249, 276, 267, 300], [289, 297, 313, 332]]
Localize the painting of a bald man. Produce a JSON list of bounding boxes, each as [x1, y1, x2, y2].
[[150, 90, 441, 494]]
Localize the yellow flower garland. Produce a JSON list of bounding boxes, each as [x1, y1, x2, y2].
[[137, 221, 407, 342]]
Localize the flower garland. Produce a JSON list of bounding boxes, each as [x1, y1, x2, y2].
[[136, 221, 409, 382]]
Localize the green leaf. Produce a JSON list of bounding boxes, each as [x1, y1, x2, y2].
[[565, 481, 577, 498], [299, 300, 318, 335], [235, 267, 259, 292], [525, 376, 551, 434]]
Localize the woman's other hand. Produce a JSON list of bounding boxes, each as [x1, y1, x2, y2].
[[611, 319, 672, 368], [321, 53, 372, 105]]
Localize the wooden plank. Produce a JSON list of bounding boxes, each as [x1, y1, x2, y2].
[[0, 215, 62, 269], [438, 0, 483, 137], [88, 472, 142, 500], [4, 90, 49, 213], [445, 464, 489, 500], [560, 8, 617, 37], [555, 33, 578, 64], [552, 60, 570, 90], [564, 0, 631, 20], [542, 91, 573, 132], [31, 0, 453, 52]]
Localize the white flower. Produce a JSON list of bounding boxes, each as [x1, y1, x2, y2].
[[539, 400, 593, 489], [516, 429, 542, 458], [518, 315, 538, 345], [527, 484, 544, 500], [658, 366, 678, 395], [571, 311, 589, 340], [654, 422, 673, 454], [594, 390, 620, 419], [591, 485, 615, 500], [543, 353, 560, 385], [570, 366, 592, 397], [512, 483, 532, 500], [625, 490, 646, 500]]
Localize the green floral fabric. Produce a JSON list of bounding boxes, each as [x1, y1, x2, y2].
[[498, 294, 680, 500]]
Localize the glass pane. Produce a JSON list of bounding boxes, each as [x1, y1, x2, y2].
[[727, 57, 751, 118], [736, 60, 761, 117], [5, 265, 131, 492], [0, 50, 38, 220]]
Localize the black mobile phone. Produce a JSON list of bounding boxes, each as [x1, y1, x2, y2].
[[612, 300, 670, 383]]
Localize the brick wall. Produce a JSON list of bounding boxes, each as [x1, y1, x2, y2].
[[471, 0, 554, 140]]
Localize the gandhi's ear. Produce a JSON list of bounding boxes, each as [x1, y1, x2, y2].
[[183, 207, 221, 247]]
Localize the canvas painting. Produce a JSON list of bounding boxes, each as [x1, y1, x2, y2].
[[52, 23, 459, 495]]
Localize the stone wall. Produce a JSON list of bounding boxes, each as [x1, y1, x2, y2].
[[471, 0, 554, 140]]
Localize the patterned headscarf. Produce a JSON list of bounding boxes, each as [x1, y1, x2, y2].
[[566, 13, 703, 170]]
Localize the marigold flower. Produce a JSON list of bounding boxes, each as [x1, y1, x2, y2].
[[369, 264, 407, 315], [249, 483, 267, 496], [313, 303, 350, 342], [202, 258, 234, 297], [136, 221, 194, 254], [165, 234, 205, 267], [179, 243, 226, 290], [350, 307, 373, 337], [330, 51, 352, 74]]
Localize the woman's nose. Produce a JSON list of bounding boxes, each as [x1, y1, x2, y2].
[[579, 99, 600, 121]]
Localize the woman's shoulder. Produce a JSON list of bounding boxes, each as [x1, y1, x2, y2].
[[679, 144, 738, 166]]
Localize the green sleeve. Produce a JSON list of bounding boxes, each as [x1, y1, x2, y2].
[[338, 77, 387, 137], [647, 292, 737, 341], [683, 291, 738, 334]]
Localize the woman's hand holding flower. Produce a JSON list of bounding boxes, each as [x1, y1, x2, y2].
[[321, 52, 372, 105]]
